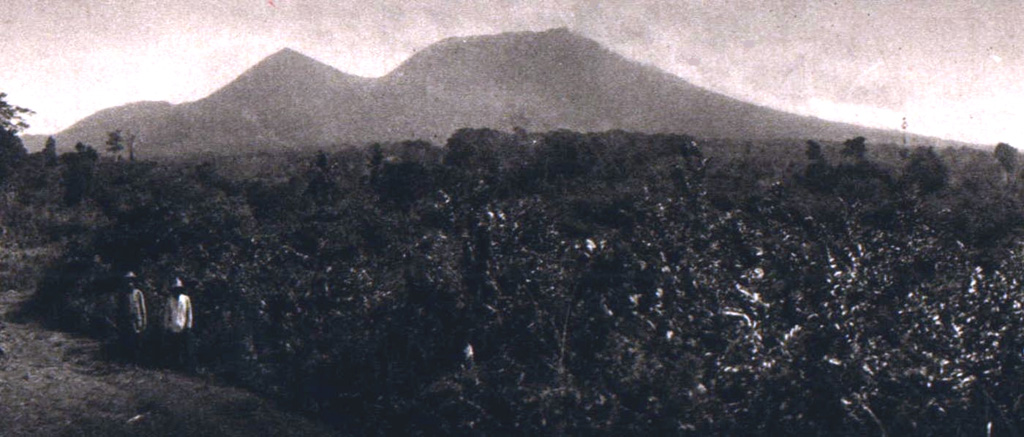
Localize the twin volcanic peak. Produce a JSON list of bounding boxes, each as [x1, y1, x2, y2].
[[36, 28, 897, 156]]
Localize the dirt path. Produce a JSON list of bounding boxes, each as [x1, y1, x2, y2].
[[0, 286, 339, 436]]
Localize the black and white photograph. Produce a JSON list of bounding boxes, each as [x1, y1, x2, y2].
[[1, 1, 1022, 435]]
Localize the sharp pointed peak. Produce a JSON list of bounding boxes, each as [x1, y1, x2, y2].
[[264, 47, 316, 61], [272, 47, 303, 55], [245, 47, 348, 74]]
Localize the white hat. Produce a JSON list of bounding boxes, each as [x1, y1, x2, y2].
[[172, 277, 183, 288]]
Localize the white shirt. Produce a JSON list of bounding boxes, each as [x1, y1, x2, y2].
[[165, 294, 193, 333]]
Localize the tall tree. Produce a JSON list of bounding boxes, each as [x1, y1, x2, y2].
[[0, 92, 33, 182], [805, 140, 824, 162], [840, 136, 867, 161], [43, 136, 58, 167], [994, 142, 1017, 185], [903, 146, 948, 195], [106, 129, 125, 159], [63, 142, 98, 206], [105, 129, 138, 161], [803, 140, 832, 192], [125, 130, 138, 161], [0, 92, 32, 134]]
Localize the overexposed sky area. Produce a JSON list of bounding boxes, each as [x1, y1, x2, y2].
[[2, 0, 1022, 146]]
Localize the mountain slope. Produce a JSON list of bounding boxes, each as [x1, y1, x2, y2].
[[36, 49, 372, 155], [171, 48, 373, 153], [374, 28, 878, 141], [37, 101, 176, 152], [40, 29, 918, 155]]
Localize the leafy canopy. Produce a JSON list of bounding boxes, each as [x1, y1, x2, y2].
[[0, 92, 34, 133]]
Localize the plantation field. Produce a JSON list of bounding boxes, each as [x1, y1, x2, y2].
[[3, 128, 1024, 434]]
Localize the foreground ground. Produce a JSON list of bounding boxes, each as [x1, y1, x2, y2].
[[0, 249, 337, 437]]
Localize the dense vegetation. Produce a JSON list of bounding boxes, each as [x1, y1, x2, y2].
[[4, 121, 1024, 435]]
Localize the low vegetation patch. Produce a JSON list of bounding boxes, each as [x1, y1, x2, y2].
[[5, 126, 1024, 434]]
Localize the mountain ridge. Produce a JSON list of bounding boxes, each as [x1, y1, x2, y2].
[[26, 29, 951, 155]]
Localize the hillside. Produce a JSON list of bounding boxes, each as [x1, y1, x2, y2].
[[25, 102, 176, 152], [375, 28, 890, 141], [32, 28, 924, 155]]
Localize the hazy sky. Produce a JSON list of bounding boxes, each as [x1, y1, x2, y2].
[[2, 0, 1021, 146]]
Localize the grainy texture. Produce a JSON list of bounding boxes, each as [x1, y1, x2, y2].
[[4, 2, 1020, 146], [0, 249, 337, 437]]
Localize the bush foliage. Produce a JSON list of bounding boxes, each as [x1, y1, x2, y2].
[[5, 128, 1024, 435]]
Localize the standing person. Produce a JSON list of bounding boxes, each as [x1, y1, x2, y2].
[[117, 271, 147, 362], [163, 277, 194, 370], [0, 321, 6, 360]]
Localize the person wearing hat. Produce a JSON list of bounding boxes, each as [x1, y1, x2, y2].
[[116, 271, 147, 361], [161, 276, 194, 369]]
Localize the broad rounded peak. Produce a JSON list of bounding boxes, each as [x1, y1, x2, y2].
[[536, 26, 585, 39], [429, 27, 592, 48], [386, 27, 609, 81]]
